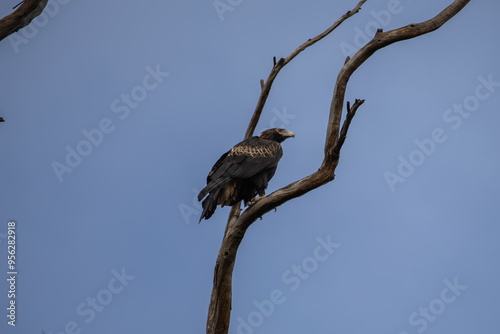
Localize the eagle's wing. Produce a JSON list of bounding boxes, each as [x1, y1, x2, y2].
[[211, 138, 282, 179]]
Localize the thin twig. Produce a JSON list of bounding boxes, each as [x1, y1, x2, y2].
[[334, 99, 365, 155]]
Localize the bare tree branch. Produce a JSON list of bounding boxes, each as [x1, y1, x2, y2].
[[324, 0, 471, 161], [334, 98, 365, 156], [0, 0, 48, 41], [0, 0, 49, 123], [244, 0, 368, 140], [207, 1, 470, 333]]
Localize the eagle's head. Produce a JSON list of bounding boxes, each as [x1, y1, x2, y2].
[[260, 128, 295, 143]]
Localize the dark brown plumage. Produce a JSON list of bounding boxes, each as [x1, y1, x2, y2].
[[198, 128, 295, 222]]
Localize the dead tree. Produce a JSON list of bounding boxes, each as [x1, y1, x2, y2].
[[206, 0, 471, 333]]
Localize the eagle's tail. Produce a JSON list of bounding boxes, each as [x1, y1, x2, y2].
[[197, 177, 230, 202], [199, 188, 220, 223], [197, 185, 210, 202]]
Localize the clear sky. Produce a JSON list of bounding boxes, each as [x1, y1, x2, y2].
[[1, 0, 499, 333]]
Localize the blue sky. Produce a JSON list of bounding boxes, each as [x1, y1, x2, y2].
[[1, 0, 499, 333]]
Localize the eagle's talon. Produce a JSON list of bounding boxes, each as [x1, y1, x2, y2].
[[248, 195, 265, 206]]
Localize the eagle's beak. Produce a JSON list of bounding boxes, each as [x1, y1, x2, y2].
[[285, 130, 295, 138]]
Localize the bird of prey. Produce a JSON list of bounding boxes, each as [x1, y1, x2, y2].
[[198, 128, 295, 222]]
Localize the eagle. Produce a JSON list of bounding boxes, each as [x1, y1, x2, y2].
[[198, 128, 295, 222]]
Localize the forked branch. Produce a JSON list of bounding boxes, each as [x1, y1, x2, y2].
[[207, 1, 470, 333]]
